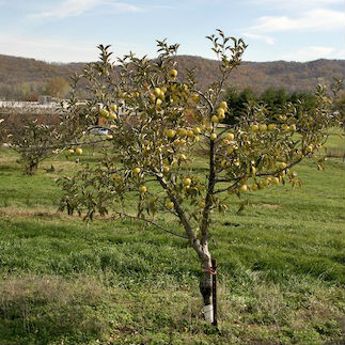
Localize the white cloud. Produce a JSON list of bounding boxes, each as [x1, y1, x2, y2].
[[282, 46, 345, 61], [247, 0, 343, 10], [0, 33, 97, 62], [250, 9, 345, 33], [242, 33, 275, 45], [0, 32, 149, 63], [31, 0, 141, 19]]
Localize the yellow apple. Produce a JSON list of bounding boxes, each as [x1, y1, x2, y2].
[[169, 69, 178, 79], [178, 139, 187, 146], [187, 130, 194, 138], [268, 123, 276, 131], [281, 124, 289, 132], [226, 146, 234, 155], [166, 129, 176, 139], [272, 177, 280, 185], [219, 101, 228, 110], [259, 124, 267, 132], [211, 115, 219, 123], [132, 167, 141, 175], [191, 93, 200, 103], [109, 112, 117, 120], [183, 177, 192, 187], [305, 144, 313, 153], [193, 127, 201, 135], [75, 147, 83, 155], [154, 88, 162, 97], [220, 159, 228, 168], [277, 162, 287, 170], [149, 93, 156, 103], [259, 179, 268, 188], [210, 133, 217, 141], [251, 124, 259, 132], [217, 108, 225, 118], [166, 201, 174, 209], [226, 132, 235, 141], [177, 128, 188, 137], [99, 109, 109, 118], [239, 184, 248, 192], [139, 185, 147, 193], [251, 183, 258, 191]]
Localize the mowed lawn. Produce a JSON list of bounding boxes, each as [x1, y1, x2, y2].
[[0, 135, 344, 345]]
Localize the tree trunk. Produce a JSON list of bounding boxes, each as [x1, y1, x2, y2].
[[199, 245, 214, 323], [26, 160, 38, 175]]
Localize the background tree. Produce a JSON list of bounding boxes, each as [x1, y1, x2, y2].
[[224, 87, 256, 125], [224, 87, 318, 125], [58, 30, 337, 324], [45, 77, 70, 99], [8, 119, 59, 175]]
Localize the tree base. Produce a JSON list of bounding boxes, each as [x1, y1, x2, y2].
[[203, 304, 214, 323]]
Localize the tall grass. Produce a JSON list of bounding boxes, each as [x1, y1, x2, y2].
[[0, 133, 344, 345]]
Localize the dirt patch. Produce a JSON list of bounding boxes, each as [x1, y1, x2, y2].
[[0, 206, 62, 219], [254, 203, 281, 209]]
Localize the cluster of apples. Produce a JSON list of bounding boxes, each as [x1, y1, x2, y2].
[[99, 104, 118, 121], [249, 123, 297, 133], [209, 101, 228, 141], [67, 147, 83, 155]]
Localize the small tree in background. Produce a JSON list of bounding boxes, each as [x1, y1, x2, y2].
[[8, 120, 59, 175], [58, 30, 338, 324], [224, 87, 319, 126], [45, 77, 70, 99]]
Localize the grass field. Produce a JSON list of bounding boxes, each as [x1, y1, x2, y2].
[[0, 134, 344, 345]]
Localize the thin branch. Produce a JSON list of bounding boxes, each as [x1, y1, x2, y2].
[[155, 175, 205, 256], [213, 156, 305, 194], [10, 137, 111, 152], [193, 89, 214, 113], [114, 210, 188, 239], [200, 138, 216, 246]]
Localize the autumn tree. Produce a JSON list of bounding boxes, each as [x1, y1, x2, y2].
[[45, 77, 70, 99], [8, 120, 59, 175], [58, 31, 338, 324]]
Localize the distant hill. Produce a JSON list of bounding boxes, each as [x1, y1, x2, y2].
[[0, 53, 344, 99], [0, 54, 83, 85], [175, 56, 345, 93]]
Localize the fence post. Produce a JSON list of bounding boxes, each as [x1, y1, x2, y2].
[[211, 258, 218, 327]]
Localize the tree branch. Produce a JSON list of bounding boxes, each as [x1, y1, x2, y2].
[[113, 211, 188, 239], [213, 156, 305, 194], [200, 138, 216, 246]]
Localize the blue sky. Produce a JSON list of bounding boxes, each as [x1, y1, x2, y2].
[[0, 0, 344, 63]]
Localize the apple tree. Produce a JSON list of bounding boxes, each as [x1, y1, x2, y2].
[[58, 30, 337, 323], [8, 119, 59, 175]]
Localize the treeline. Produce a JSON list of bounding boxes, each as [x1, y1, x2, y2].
[[0, 77, 71, 101], [228, 86, 317, 110], [223, 87, 345, 125], [1, 53, 345, 101]]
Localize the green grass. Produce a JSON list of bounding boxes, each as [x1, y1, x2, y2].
[[0, 134, 344, 345]]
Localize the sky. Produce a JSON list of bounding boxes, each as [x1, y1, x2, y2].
[[0, 0, 344, 63]]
